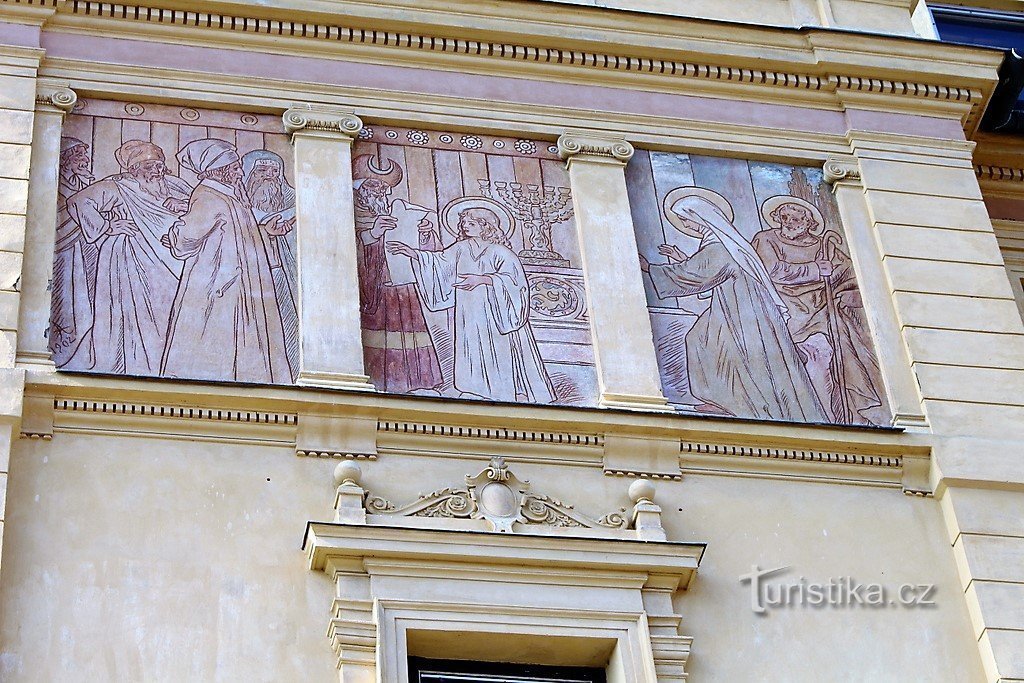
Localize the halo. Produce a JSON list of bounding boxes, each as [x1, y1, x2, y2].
[[760, 195, 825, 236], [662, 187, 735, 234], [441, 197, 516, 238]]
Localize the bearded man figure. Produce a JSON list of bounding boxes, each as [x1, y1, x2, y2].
[[50, 137, 100, 364], [64, 140, 191, 373], [752, 196, 888, 425], [160, 138, 292, 384], [242, 149, 299, 373], [353, 154, 443, 394]]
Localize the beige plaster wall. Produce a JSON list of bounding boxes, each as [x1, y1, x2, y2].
[[0, 435, 985, 681]]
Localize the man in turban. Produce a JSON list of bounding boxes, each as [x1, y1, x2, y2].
[[64, 139, 191, 374], [50, 137, 99, 365], [241, 149, 298, 373], [353, 153, 442, 394], [160, 138, 292, 384]]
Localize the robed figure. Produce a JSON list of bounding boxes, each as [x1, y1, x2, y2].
[[64, 140, 191, 374], [388, 201, 555, 403], [160, 138, 293, 383], [753, 196, 887, 425], [640, 190, 828, 423], [51, 137, 98, 364], [353, 155, 443, 393]]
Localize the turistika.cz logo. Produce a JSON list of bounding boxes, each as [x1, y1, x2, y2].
[[739, 565, 937, 614]]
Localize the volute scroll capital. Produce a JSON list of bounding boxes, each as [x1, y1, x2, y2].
[[823, 155, 862, 186], [557, 130, 634, 165], [283, 104, 363, 140], [35, 80, 77, 115]]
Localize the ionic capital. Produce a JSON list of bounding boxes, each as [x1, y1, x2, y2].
[[283, 105, 362, 140], [35, 80, 76, 115], [823, 155, 862, 186], [557, 130, 634, 165]]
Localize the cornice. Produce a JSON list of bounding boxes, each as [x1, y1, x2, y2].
[[14, 0, 1002, 133]]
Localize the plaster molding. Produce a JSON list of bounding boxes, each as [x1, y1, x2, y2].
[[557, 131, 634, 165], [282, 105, 362, 140], [356, 457, 645, 536], [823, 155, 862, 186], [34, 79, 76, 114], [378, 419, 604, 447], [23, 0, 999, 133]]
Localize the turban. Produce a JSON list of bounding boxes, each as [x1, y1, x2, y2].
[[176, 138, 240, 175], [114, 140, 164, 170], [60, 136, 87, 154]]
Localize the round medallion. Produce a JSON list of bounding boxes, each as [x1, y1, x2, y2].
[[124, 103, 145, 117], [478, 482, 517, 518], [179, 108, 200, 122]]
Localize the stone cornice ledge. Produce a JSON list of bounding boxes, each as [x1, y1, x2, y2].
[[304, 522, 705, 589]]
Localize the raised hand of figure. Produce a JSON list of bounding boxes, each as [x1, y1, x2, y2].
[[638, 252, 650, 273], [371, 215, 398, 239], [417, 217, 434, 233], [815, 259, 835, 278], [163, 197, 189, 214], [281, 217, 296, 234], [454, 274, 492, 290], [658, 243, 687, 263], [258, 214, 283, 235], [108, 218, 139, 236], [386, 241, 416, 258], [160, 233, 172, 249]]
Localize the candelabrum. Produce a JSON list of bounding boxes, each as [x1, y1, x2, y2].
[[480, 180, 574, 266]]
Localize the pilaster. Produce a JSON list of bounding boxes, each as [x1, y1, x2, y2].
[[824, 154, 927, 429], [15, 80, 75, 370], [848, 129, 1024, 683], [284, 105, 376, 393], [557, 131, 672, 413]]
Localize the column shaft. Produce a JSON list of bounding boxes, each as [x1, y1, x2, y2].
[[558, 131, 671, 412], [284, 106, 375, 392]]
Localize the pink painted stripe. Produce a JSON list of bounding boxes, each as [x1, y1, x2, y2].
[[0, 21, 42, 49], [42, 31, 966, 140]]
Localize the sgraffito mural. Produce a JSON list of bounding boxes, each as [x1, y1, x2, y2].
[[53, 100, 297, 383], [627, 151, 890, 426], [352, 127, 597, 405]]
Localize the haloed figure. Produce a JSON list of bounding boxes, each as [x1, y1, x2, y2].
[[387, 201, 555, 403], [639, 189, 827, 423]]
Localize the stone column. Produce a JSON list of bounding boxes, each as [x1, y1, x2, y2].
[[283, 105, 375, 392], [15, 80, 76, 370], [824, 154, 927, 429], [558, 131, 672, 412]]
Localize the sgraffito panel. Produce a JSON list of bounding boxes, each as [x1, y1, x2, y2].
[[53, 100, 297, 383], [352, 126, 597, 405], [627, 150, 890, 426]]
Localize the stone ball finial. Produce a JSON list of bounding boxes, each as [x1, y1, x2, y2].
[[334, 460, 362, 487], [628, 478, 656, 504]]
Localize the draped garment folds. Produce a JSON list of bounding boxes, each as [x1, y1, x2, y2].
[[50, 171, 96, 365], [411, 237, 555, 403], [356, 205, 443, 393], [649, 195, 827, 422], [65, 174, 191, 374], [161, 180, 292, 383], [752, 229, 887, 425]]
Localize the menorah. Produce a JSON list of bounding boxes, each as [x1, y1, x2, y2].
[[479, 180, 574, 266]]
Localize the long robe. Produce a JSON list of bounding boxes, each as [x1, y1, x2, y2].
[[411, 237, 555, 403], [649, 239, 827, 423], [752, 228, 887, 425], [50, 171, 96, 365], [356, 204, 443, 393], [250, 185, 299, 376], [160, 179, 292, 384], [64, 174, 191, 374]]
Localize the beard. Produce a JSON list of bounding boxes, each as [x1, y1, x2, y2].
[[780, 223, 811, 240], [247, 177, 286, 213], [355, 185, 390, 216], [135, 174, 169, 199]]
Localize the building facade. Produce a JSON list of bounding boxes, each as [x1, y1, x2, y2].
[[0, 0, 1021, 680]]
